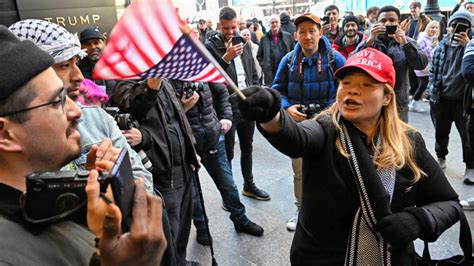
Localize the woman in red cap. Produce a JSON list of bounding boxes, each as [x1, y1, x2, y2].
[[235, 48, 460, 265]]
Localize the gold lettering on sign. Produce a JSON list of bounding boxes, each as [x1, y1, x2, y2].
[[68, 16, 77, 26], [80, 15, 90, 24], [56, 17, 66, 27], [44, 17, 53, 23], [92, 14, 100, 24]]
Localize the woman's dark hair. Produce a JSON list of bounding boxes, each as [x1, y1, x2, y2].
[[376, 5, 401, 21], [219, 7, 237, 21], [0, 81, 37, 124]]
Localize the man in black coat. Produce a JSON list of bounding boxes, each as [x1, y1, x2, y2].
[[257, 14, 295, 86], [280, 11, 296, 38], [112, 78, 199, 265], [205, 7, 270, 201]]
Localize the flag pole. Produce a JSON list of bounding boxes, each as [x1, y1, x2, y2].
[[180, 26, 246, 101]]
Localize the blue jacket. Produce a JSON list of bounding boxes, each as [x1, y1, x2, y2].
[[272, 36, 346, 109]]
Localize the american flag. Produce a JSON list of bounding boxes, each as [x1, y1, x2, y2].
[[93, 0, 227, 83]]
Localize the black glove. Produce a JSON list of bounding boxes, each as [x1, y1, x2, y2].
[[232, 86, 281, 123], [373, 212, 421, 249]]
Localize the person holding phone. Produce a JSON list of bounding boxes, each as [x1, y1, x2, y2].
[[427, 10, 474, 184], [322, 5, 341, 44], [0, 26, 166, 265], [355, 5, 428, 122], [205, 7, 271, 202]]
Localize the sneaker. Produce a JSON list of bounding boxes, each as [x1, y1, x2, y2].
[[242, 182, 271, 201], [438, 158, 447, 170], [411, 101, 426, 113], [286, 210, 299, 231], [408, 99, 415, 110], [463, 168, 474, 185], [460, 198, 474, 210], [234, 220, 264, 236], [196, 229, 212, 246]]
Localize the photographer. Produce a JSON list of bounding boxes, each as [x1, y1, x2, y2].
[[355, 5, 428, 122], [0, 26, 166, 265], [112, 78, 199, 265], [235, 48, 459, 265], [8, 19, 154, 192], [271, 13, 345, 231]]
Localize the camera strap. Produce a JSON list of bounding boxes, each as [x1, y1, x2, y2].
[[19, 193, 87, 225]]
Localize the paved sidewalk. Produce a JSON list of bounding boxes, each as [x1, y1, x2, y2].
[[187, 102, 473, 265]]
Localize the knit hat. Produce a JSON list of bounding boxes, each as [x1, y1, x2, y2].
[[0, 25, 54, 101], [334, 48, 396, 88], [8, 19, 87, 64], [342, 15, 359, 29], [448, 10, 472, 27]]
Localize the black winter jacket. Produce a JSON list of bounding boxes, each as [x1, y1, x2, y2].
[[280, 14, 296, 38], [172, 81, 232, 155], [257, 30, 295, 85], [260, 111, 459, 265], [355, 37, 428, 107], [112, 80, 199, 189], [205, 34, 259, 122]]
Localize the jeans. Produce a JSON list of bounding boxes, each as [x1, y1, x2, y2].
[[225, 119, 256, 185], [193, 137, 248, 229]]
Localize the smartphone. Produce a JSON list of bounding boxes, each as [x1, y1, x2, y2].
[[322, 16, 330, 24], [385, 25, 397, 35], [231, 36, 246, 46], [109, 148, 135, 232], [453, 23, 469, 34]]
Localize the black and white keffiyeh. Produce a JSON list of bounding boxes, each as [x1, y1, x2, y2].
[[338, 117, 396, 265], [8, 19, 86, 63]]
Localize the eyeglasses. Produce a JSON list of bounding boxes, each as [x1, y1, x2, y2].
[[0, 87, 67, 117]]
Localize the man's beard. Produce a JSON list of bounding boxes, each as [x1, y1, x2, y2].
[[346, 30, 357, 38]]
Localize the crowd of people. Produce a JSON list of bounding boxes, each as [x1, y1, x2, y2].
[[0, 0, 473, 265]]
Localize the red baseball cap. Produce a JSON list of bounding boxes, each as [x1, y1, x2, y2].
[[294, 13, 322, 28], [334, 48, 396, 88]]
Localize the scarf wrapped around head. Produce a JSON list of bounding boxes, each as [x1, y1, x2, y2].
[[8, 19, 87, 63]]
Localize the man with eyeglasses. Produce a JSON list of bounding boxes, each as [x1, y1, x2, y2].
[[8, 19, 154, 192], [0, 25, 166, 265]]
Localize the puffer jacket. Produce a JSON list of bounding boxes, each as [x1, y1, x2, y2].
[[272, 35, 346, 109], [172, 81, 232, 155], [414, 33, 437, 77]]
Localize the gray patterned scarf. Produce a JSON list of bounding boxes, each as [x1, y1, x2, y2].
[[338, 119, 396, 265]]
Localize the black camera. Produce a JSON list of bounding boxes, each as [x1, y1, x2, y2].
[[298, 103, 322, 118], [182, 82, 203, 99], [105, 107, 138, 130], [23, 170, 110, 221]]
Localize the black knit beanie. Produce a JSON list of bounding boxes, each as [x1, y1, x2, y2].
[[0, 25, 54, 101], [342, 15, 360, 28]]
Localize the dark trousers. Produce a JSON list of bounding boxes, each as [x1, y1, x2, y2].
[[408, 66, 419, 96], [430, 98, 474, 167], [413, 76, 429, 101], [224, 119, 256, 185], [160, 180, 193, 265]]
